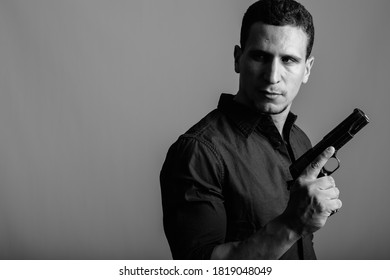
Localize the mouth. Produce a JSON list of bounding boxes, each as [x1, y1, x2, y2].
[[260, 90, 283, 99]]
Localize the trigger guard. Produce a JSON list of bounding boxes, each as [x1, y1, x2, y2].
[[322, 151, 340, 175]]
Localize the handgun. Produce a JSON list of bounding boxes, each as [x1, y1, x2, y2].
[[289, 108, 369, 179]]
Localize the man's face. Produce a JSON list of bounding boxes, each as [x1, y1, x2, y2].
[[234, 22, 314, 115]]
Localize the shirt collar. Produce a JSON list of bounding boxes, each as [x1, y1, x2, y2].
[[217, 93, 297, 139]]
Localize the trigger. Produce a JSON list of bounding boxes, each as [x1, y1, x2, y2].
[[322, 151, 341, 175]]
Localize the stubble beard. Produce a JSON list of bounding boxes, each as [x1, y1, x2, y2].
[[254, 100, 290, 116], [266, 104, 290, 115]]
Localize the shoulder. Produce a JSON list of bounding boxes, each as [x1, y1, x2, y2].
[[178, 108, 235, 151], [184, 109, 229, 138], [162, 93, 241, 176], [161, 109, 232, 182]]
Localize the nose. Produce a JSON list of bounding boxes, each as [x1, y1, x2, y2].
[[263, 59, 281, 84]]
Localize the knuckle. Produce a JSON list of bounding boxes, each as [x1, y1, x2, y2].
[[307, 184, 317, 197], [296, 177, 309, 189], [310, 160, 321, 170], [296, 177, 305, 185], [328, 176, 336, 187]]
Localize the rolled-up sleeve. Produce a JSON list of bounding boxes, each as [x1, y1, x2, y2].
[[160, 135, 226, 259]]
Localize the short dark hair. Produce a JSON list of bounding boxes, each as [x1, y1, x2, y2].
[[240, 0, 315, 59]]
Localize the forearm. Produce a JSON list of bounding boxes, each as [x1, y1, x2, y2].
[[210, 215, 301, 260]]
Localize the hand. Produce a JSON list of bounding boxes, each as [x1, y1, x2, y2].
[[283, 146, 342, 236]]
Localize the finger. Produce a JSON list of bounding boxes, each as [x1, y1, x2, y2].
[[317, 197, 342, 216], [331, 186, 340, 199], [320, 186, 340, 200], [327, 199, 342, 216], [303, 146, 335, 179], [318, 176, 336, 190]]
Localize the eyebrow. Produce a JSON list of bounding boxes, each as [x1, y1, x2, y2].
[[248, 49, 303, 62]]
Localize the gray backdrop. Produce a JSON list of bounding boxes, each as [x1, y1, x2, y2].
[[0, 0, 388, 260]]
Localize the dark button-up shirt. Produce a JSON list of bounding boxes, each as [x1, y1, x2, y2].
[[160, 93, 316, 259]]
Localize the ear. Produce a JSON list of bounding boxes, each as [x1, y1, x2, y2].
[[302, 56, 315, 84], [234, 45, 242, 74]]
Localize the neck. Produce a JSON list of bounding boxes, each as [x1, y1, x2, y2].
[[269, 110, 289, 139], [232, 93, 291, 138]]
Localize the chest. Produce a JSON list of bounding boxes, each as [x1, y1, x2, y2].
[[219, 131, 307, 240]]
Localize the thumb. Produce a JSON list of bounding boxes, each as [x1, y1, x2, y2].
[[302, 146, 335, 179]]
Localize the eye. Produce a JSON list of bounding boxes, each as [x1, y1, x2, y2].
[[251, 53, 266, 62], [249, 51, 269, 62], [281, 56, 299, 64]]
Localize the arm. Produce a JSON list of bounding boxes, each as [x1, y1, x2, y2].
[[160, 136, 227, 259], [211, 146, 342, 259], [211, 214, 301, 259]]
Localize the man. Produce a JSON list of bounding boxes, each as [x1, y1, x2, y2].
[[160, 0, 342, 259]]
